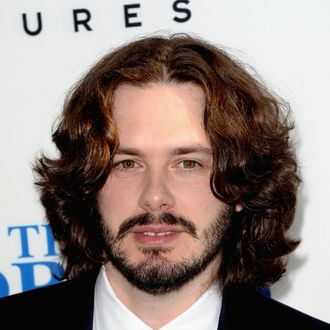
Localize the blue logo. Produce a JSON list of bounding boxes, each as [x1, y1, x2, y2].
[[0, 224, 62, 297]]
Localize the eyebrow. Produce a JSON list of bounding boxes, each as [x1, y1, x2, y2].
[[115, 147, 142, 156], [170, 146, 213, 156], [114, 146, 213, 157]]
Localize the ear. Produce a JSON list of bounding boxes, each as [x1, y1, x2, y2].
[[235, 204, 243, 212]]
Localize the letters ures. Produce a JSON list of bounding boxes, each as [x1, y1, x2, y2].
[[22, 1, 191, 36]]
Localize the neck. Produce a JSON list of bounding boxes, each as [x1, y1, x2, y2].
[[104, 257, 220, 329]]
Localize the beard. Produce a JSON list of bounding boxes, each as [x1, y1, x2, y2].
[[100, 208, 232, 295]]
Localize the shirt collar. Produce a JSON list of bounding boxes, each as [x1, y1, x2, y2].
[[93, 266, 222, 330]]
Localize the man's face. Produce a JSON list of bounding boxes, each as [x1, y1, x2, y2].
[[97, 82, 231, 294]]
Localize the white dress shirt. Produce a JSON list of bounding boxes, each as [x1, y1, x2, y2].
[[93, 266, 222, 330]]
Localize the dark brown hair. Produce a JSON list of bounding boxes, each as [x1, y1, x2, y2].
[[34, 33, 300, 292]]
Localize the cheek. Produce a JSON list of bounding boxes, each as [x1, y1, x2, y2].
[[173, 179, 223, 221], [98, 177, 140, 225]]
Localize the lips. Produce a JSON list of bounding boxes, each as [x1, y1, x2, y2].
[[140, 231, 174, 237], [132, 225, 182, 246]]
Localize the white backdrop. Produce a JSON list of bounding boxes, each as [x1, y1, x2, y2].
[[1, 0, 329, 323]]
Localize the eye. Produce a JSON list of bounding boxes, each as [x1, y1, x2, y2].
[[182, 160, 198, 169], [121, 160, 136, 169], [111, 159, 144, 177], [178, 160, 203, 171], [112, 159, 141, 174], [171, 159, 204, 177]]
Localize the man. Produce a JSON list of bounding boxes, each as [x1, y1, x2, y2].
[[0, 34, 329, 329]]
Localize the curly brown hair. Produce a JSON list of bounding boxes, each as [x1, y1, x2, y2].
[[34, 33, 300, 292]]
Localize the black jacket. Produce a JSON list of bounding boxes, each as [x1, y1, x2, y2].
[[0, 272, 329, 330]]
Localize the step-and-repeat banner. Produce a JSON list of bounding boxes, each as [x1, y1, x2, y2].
[[1, 0, 329, 323]]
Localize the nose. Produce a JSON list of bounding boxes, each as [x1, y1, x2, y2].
[[138, 170, 175, 213]]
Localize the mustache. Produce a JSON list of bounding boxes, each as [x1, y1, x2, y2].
[[117, 212, 197, 240]]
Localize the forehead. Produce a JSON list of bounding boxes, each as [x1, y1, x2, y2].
[[112, 83, 210, 150]]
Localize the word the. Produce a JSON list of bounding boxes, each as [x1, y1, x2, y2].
[[0, 224, 62, 297]]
